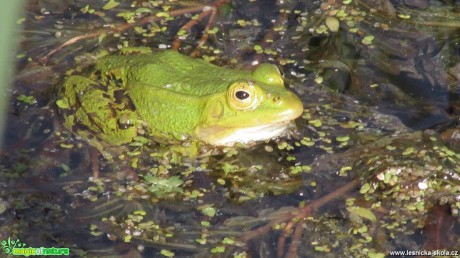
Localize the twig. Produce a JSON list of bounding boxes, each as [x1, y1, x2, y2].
[[240, 179, 360, 255], [191, 6, 217, 56], [42, 5, 207, 63], [42, 31, 102, 64], [171, 7, 213, 50], [285, 222, 305, 258], [172, 0, 230, 52], [277, 219, 294, 257], [90, 147, 100, 179]]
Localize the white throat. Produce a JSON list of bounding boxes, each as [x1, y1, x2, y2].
[[205, 122, 290, 146]]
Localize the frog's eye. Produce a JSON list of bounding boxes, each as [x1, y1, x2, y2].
[[228, 81, 259, 110], [252, 63, 284, 88], [235, 90, 250, 100]]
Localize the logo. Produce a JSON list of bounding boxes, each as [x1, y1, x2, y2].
[[1, 237, 70, 256]]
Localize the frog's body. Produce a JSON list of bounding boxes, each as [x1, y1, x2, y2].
[[58, 49, 303, 146]]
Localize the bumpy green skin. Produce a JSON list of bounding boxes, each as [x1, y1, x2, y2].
[[57, 49, 303, 146], [59, 73, 140, 146]]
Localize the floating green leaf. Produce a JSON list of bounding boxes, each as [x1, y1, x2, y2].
[[200, 206, 216, 217], [160, 249, 175, 257], [17, 94, 36, 105], [361, 35, 374, 45], [347, 206, 376, 223], [102, 0, 119, 10]]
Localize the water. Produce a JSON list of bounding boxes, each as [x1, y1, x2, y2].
[[1, 0, 460, 257]]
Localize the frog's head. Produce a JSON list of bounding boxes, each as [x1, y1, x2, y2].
[[195, 74, 304, 146]]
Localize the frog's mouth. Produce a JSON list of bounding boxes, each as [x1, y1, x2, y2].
[[197, 120, 293, 146]]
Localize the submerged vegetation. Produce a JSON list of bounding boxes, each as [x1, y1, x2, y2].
[[1, 0, 460, 257]]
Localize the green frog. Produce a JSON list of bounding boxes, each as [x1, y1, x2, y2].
[[57, 49, 303, 146]]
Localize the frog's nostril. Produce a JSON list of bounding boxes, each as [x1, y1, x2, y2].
[[273, 96, 280, 102]]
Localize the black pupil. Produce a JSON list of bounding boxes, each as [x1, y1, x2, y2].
[[235, 91, 249, 100]]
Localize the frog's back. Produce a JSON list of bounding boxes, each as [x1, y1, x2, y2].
[[126, 51, 252, 96]]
